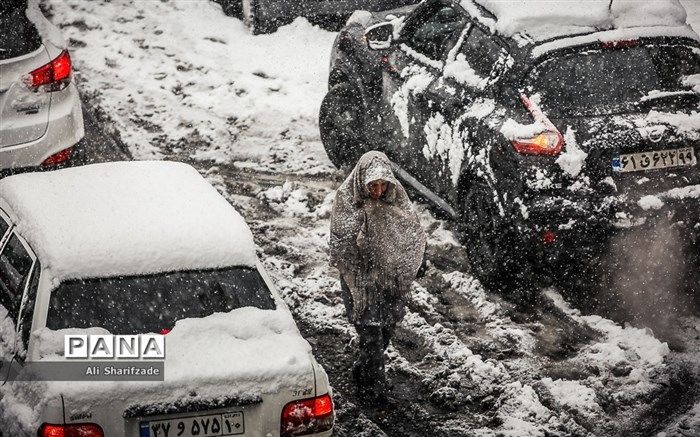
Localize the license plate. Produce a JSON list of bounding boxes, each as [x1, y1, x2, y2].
[[612, 147, 696, 173], [140, 412, 244, 437]]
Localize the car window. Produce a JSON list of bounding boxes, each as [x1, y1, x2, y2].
[[0, 1, 42, 61], [47, 267, 277, 335], [17, 260, 40, 359], [457, 25, 504, 78], [0, 234, 34, 324], [526, 44, 700, 118], [0, 215, 10, 243], [405, 5, 466, 60]]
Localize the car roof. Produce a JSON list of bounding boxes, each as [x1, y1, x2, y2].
[[463, 0, 689, 42], [0, 161, 259, 283]]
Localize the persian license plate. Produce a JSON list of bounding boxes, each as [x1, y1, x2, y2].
[[612, 147, 696, 173], [141, 411, 244, 437]]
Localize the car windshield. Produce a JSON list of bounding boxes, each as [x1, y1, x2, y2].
[[47, 267, 276, 335], [526, 43, 700, 118], [0, 1, 41, 61]]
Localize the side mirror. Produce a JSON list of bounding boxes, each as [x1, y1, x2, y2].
[[364, 22, 394, 50]]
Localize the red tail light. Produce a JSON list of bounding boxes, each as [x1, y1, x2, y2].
[[39, 423, 104, 437], [28, 50, 72, 91], [542, 230, 557, 245], [41, 147, 73, 167], [512, 94, 564, 156], [281, 393, 334, 437]]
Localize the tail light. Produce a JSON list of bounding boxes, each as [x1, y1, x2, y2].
[[41, 147, 73, 167], [39, 423, 104, 437], [281, 393, 334, 437], [512, 94, 564, 156], [27, 50, 72, 92], [542, 230, 557, 245]]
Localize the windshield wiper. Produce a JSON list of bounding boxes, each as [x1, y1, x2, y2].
[[634, 90, 700, 109]]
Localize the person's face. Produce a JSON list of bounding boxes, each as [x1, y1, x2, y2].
[[367, 179, 388, 200]]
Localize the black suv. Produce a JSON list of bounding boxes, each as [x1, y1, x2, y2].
[[320, 0, 700, 296]]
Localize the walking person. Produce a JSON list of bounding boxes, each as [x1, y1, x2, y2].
[[329, 151, 427, 406]]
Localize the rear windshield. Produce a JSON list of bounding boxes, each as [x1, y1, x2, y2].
[[47, 267, 276, 335], [0, 1, 41, 61], [526, 44, 700, 117]]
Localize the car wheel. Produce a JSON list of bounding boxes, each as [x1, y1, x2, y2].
[[242, 0, 277, 34], [219, 0, 243, 18], [458, 180, 535, 296], [319, 82, 367, 169]]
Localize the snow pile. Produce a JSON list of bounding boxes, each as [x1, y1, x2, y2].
[[555, 128, 587, 178], [0, 161, 258, 283], [682, 74, 700, 93], [546, 291, 670, 380], [541, 378, 601, 415], [46, 0, 336, 174], [423, 113, 467, 186], [500, 118, 547, 140], [638, 195, 664, 211], [443, 54, 489, 90], [391, 65, 435, 138], [472, 0, 688, 40], [643, 111, 700, 140]]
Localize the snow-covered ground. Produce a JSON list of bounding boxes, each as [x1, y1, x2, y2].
[[32, 0, 700, 435]]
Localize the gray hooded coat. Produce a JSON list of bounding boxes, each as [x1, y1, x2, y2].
[[330, 151, 427, 323]]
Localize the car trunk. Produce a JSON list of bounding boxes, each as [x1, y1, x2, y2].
[[552, 111, 700, 198], [0, 4, 51, 148], [527, 40, 700, 203]]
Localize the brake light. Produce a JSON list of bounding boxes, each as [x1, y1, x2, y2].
[[281, 393, 334, 437], [512, 94, 564, 156], [28, 50, 72, 91], [41, 147, 73, 167], [39, 423, 104, 437], [600, 39, 639, 49], [542, 230, 557, 245]]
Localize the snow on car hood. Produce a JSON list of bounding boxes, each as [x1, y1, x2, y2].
[[1, 305, 315, 433]]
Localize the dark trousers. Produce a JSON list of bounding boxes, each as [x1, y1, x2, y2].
[[352, 323, 396, 396], [340, 278, 402, 399]]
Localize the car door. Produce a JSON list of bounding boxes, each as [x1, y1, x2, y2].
[[380, 0, 467, 182], [419, 23, 513, 199], [0, 227, 39, 382]]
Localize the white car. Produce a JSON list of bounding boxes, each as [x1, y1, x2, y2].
[[0, 0, 84, 171], [0, 161, 334, 437]]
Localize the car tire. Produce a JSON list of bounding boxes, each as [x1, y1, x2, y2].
[[319, 82, 367, 169], [219, 0, 243, 18], [242, 0, 278, 34], [458, 180, 535, 297]]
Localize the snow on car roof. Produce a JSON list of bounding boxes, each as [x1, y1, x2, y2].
[[0, 161, 258, 283], [466, 0, 689, 42]]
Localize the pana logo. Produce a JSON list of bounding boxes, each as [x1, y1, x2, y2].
[[65, 334, 165, 359]]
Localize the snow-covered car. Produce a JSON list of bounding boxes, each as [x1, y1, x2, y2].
[[0, 0, 84, 171], [321, 0, 700, 292], [0, 161, 334, 437], [217, 0, 419, 34]]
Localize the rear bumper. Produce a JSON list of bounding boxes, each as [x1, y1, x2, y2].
[[513, 188, 700, 268], [0, 82, 84, 171], [256, 0, 415, 18]]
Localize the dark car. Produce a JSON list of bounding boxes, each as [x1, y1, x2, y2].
[[216, 0, 420, 33], [320, 0, 700, 299]]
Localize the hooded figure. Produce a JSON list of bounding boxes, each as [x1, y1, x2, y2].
[[330, 151, 426, 403]]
